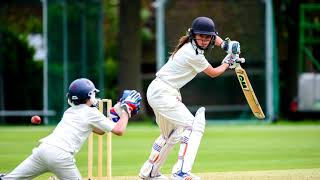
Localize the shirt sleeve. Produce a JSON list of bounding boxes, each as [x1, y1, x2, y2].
[[87, 107, 116, 132], [187, 54, 210, 73]]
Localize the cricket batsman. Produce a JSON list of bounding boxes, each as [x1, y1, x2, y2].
[[139, 16, 242, 180], [1, 78, 141, 180]]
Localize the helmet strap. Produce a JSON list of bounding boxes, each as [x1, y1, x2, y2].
[[188, 29, 216, 51], [88, 91, 99, 107], [208, 35, 216, 49], [191, 35, 214, 51], [67, 99, 75, 107]]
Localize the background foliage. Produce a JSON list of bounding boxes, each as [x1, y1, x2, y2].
[[0, 27, 43, 124]]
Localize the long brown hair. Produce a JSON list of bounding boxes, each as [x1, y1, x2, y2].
[[170, 35, 190, 56]]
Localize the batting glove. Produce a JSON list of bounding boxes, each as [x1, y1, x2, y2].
[[221, 37, 241, 55], [221, 54, 236, 68], [222, 54, 245, 69]]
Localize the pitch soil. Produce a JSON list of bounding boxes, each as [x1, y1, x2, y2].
[[109, 168, 320, 180]]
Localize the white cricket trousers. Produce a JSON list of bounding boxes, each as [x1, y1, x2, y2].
[[3, 143, 81, 180], [147, 78, 194, 137]]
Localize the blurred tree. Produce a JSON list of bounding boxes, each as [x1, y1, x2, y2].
[[118, 0, 146, 116], [0, 27, 42, 124], [103, 0, 120, 100], [118, 0, 142, 92]]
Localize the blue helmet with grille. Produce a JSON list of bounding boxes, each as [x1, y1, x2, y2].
[[66, 78, 99, 105]]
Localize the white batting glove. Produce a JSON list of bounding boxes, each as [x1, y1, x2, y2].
[[231, 57, 245, 69], [221, 54, 236, 68], [222, 54, 245, 69], [221, 37, 241, 54]]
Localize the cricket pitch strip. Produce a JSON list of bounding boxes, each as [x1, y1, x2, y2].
[[104, 168, 320, 180]]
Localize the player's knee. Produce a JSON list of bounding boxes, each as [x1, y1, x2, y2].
[[167, 128, 184, 145]]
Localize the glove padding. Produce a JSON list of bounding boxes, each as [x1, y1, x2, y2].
[[221, 54, 236, 68], [221, 54, 245, 69], [119, 90, 140, 116], [110, 90, 142, 121], [120, 90, 142, 117], [221, 37, 240, 55]]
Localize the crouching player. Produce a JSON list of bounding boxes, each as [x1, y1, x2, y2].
[[1, 78, 141, 180]]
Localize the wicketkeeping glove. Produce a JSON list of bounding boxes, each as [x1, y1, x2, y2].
[[119, 90, 141, 116], [221, 37, 241, 55], [120, 90, 142, 117]]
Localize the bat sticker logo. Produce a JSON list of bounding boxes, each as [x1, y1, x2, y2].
[[238, 75, 249, 90]]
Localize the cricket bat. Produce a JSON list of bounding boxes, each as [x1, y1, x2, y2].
[[234, 59, 265, 119]]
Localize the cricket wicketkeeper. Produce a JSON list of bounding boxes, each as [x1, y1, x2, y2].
[[1, 78, 141, 180], [139, 16, 243, 180]]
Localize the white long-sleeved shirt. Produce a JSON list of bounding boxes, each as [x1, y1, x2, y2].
[[40, 104, 115, 154], [156, 42, 209, 89]]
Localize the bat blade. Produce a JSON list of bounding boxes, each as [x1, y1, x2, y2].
[[235, 65, 265, 119]]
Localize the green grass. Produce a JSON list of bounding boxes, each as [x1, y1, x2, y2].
[[1, 122, 320, 179]]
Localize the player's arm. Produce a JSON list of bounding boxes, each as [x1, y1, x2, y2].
[[91, 106, 132, 136], [91, 113, 129, 136], [203, 63, 229, 78], [90, 90, 141, 136], [110, 90, 141, 136], [214, 35, 224, 46], [203, 53, 238, 78], [111, 109, 129, 136], [93, 127, 105, 135]]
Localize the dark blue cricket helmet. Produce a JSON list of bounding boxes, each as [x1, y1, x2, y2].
[[191, 17, 217, 36], [67, 78, 99, 105], [188, 17, 217, 51]]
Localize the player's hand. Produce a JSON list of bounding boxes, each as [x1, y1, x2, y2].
[[221, 53, 236, 68], [120, 90, 142, 117], [221, 37, 240, 55], [222, 54, 245, 69]]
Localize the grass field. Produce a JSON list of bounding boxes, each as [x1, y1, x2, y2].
[[1, 122, 320, 179]]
